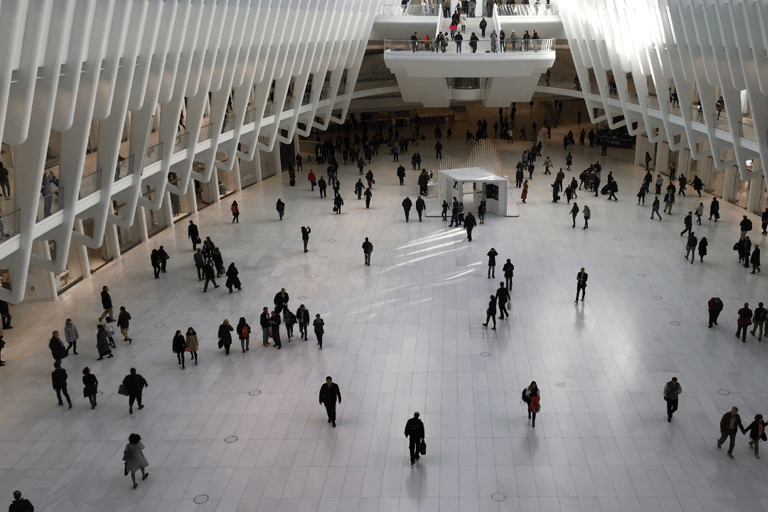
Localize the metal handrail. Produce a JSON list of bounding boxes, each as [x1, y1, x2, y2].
[[384, 37, 555, 53]]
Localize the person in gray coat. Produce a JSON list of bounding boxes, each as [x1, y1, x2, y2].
[[123, 433, 149, 488], [64, 319, 79, 355], [490, 30, 498, 52]]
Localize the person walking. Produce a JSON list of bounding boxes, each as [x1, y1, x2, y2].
[[193, 249, 205, 280], [122, 368, 148, 414], [236, 317, 251, 353], [218, 319, 233, 355], [717, 407, 745, 458], [314, 314, 325, 348], [415, 196, 425, 222], [297, 304, 310, 341], [685, 232, 697, 263], [680, 211, 693, 237], [117, 307, 132, 343], [464, 212, 477, 241], [762, 207, 768, 235], [569, 203, 579, 228], [319, 376, 342, 427], [318, 176, 327, 197], [402, 196, 412, 222], [737, 303, 753, 342], [362, 237, 373, 266], [698, 237, 708, 263], [397, 164, 406, 186], [575, 268, 588, 302], [333, 194, 344, 214], [102, 317, 117, 348], [270, 310, 282, 349], [188, 220, 200, 250], [655, 174, 663, 195], [225, 262, 242, 293], [364, 187, 372, 209], [502, 259, 514, 289], [202, 262, 219, 292], [354, 179, 364, 200], [284, 309, 296, 341], [752, 302, 767, 340], [231, 201, 239, 223], [308, 170, 317, 190], [274, 288, 289, 314], [8, 491, 34, 512], [522, 381, 540, 428], [582, 205, 590, 229], [82, 367, 98, 409], [483, 294, 497, 330], [64, 319, 79, 355], [650, 196, 662, 220], [745, 414, 767, 459], [487, 248, 498, 278], [708, 297, 723, 328], [259, 307, 271, 347], [521, 180, 528, 203], [0, 300, 11, 330], [96, 324, 113, 360], [663, 376, 681, 422], [276, 199, 285, 220], [404, 412, 425, 465], [185, 327, 199, 364], [123, 433, 149, 488], [496, 282, 510, 320], [709, 197, 720, 221], [51, 361, 72, 408], [172, 330, 186, 368], [99, 286, 113, 322], [49, 331, 68, 363], [751, 245, 761, 274], [694, 202, 704, 225], [150, 249, 161, 279]]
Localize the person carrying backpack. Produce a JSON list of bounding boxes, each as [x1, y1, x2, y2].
[[236, 318, 251, 353]]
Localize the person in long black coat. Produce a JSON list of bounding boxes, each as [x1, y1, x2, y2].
[[96, 325, 113, 360], [122, 368, 148, 414], [225, 263, 241, 293], [203, 262, 219, 292], [83, 367, 98, 409], [751, 245, 761, 274], [188, 220, 200, 250], [404, 412, 425, 465], [319, 376, 342, 427], [218, 320, 233, 355], [150, 250, 161, 279], [483, 294, 497, 329], [172, 330, 186, 368], [402, 196, 412, 222], [464, 212, 477, 241], [49, 331, 68, 362], [52, 362, 72, 408], [415, 197, 425, 221]]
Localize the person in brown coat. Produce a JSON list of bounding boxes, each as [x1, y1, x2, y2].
[[717, 407, 745, 458], [185, 327, 199, 364]]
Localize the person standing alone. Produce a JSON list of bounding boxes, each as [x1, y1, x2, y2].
[[487, 248, 498, 278], [575, 268, 588, 302], [362, 237, 373, 266], [404, 412, 425, 465], [301, 226, 311, 253], [663, 377, 681, 422], [319, 376, 341, 427]]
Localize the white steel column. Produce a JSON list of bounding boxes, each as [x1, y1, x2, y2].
[[74, 219, 91, 278]]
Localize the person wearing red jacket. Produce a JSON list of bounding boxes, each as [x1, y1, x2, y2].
[[737, 303, 753, 342], [307, 170, 316, 191]]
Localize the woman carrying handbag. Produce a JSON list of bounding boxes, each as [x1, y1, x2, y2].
[[123, 433, 149, 488], [522, 381, 540, 427]]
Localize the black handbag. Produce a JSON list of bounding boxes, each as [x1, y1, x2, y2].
[[419, 440, 426, 456]]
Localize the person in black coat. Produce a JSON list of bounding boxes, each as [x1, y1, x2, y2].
[[188, 221, 200, 250], [313, 314, 325, 348], [318, 177, 327, 198], [496, 283, 510, 319], [751, 245, 761, 274], [276, 199, 285, 220], [709, 197, 720, 221], [218, 320, 233, 355], [745, 414, 767, 459], [150, 250, 161, 279], [483, 294, 497, 329], [172, 330, 186, 368], [117, 307, 132, 343], [8, 491, 34, 512], [0, 299, 12, 329], [487, 248, 498, 278], [122, 368, 148, 414], [464, 212, 477, 241], [52, 361, 72, 408], [502, 259, 514, 289], [415, 197, 425, 221], [270, 311, 282, 349], [49, 331, 68, 362], [83, 367, 98, 409], [297, 305, 310, 340], [479, 17, 487, 37], [576, 268, 588, 302], [333, 194, 344, 214], [469, 32, 479, 53], [402, 196, 412, 222], [301, 226, 311, 253], [225, 263, 241, 293], [274, 288, 289, 313], [319, 376, 342, 427], [157, 246, 170, 272], [698, 237, 708, 263], [364, 187, 372, 209], [99, 286, 113, 322], [203, 262, 219, 292], [404, 412, 425, 465]]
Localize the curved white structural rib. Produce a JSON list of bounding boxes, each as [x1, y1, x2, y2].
[[0, 0, 381, 303], [557, 0, 766, 181]]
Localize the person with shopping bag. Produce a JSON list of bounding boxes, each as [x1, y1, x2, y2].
[[522, 381, 540, 428]]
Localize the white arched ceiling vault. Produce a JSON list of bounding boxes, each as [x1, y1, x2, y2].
[[558, 0, 766, 180], [0, 0, 382, 303]]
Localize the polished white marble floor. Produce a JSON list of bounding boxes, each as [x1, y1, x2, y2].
[[4, 119, 768, 512]]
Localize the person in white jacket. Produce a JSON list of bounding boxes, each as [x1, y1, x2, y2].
[[64, 319, 79, 355], [102, 317, 117, 348]]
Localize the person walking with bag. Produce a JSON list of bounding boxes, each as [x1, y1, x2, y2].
[[236, 317, 251, 353], [404, 412, 425, 465], [225, 262, 242, 293], [276, 199, 285, 220], [314, 314, 325, 349], [123, 433, 149, 488], [185, 327, 199, 364], [319, 376, 341, 427], [522, 381, 540, 427], [663, 376, 681, 422], [745, 414, 767, 459], [172, 331, 186, 369], [218, 319, 233, 355], [82, 367, 98, 409], [121, 368, 148, 414]]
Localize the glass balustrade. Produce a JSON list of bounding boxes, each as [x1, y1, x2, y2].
[[384, 37, 555, 54]]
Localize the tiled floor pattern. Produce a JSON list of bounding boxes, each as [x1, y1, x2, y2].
[[2, 118, 768, 512]]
